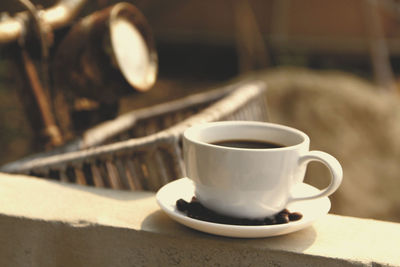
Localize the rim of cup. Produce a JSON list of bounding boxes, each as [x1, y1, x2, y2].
[[183, 121, 310, 152]]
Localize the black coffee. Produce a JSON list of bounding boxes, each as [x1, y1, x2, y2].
[[211, 139, 284, 149]]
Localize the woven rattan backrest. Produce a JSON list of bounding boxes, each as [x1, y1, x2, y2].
[[1, 81, 268, 191]]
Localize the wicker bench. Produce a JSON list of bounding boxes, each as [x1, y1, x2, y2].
[[1, 80, 268, 191]]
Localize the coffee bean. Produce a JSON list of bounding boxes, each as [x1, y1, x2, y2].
[[176, 199, 189, 212], [289, 212, 303, 221], [275, 212, 290, 224], [278, 209, 290, 216], [263, 217, 276, 225]]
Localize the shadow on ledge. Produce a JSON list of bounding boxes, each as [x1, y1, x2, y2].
[[140, 209, 318, 253]]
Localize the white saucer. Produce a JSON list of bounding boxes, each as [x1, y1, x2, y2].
[[156, 178, 331, 238]]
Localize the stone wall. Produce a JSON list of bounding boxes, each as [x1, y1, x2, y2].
[[0, 173, 399, 266]]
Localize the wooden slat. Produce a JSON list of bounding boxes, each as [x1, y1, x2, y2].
[[59, 170, 69, 183], [132, 156, 148, 190], [105, 160, 123, 190], [90, 164, 105, 187], [114, 158, 130, 190], [74, 167, 87, 185]]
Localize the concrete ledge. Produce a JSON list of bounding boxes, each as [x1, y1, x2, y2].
[[0, 173, 399, 267]]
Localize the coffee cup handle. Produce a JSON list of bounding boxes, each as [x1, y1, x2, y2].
[[289, 151, 343, 202]]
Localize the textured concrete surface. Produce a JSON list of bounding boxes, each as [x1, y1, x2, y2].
[[0, 173, 399, 266]]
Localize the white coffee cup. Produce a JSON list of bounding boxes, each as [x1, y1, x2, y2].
[[183, 121, 343, 219]]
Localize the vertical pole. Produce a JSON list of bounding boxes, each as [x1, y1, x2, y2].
[[364, 0, 397, 93]]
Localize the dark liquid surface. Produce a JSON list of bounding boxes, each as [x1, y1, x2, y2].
[[211, 139, 284, 149]]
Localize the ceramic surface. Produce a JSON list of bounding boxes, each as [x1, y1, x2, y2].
[[183, 121, 342, 218], [156, 178, 331, 238]]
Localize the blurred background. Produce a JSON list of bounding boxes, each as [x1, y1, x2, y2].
[[0, 0, 400, 222]]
